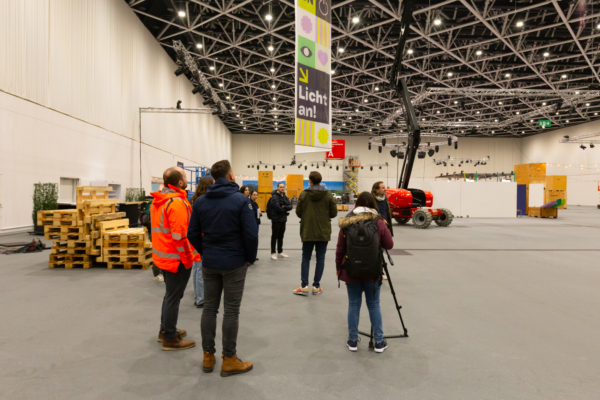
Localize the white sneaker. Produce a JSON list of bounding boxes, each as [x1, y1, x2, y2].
[[278, 253, 289, 258], [271, 253, 278, 260], [153, 274, 164, 282]]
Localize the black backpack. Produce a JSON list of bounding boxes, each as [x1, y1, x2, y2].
[[266, 196, 275, 220], [343, 218, 382, 278]]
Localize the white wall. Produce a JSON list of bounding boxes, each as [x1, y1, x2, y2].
[[0, 0, 231, 232], [522, 119, 600, 206], [232, 134, 522, 191]]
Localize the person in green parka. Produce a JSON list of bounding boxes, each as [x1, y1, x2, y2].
[[293, 171, 338, 296]]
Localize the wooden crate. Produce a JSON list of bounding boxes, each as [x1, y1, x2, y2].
[[76, 186, 112, 204], [546, 175, 566, 191], [257, 193, 272, 212], [544, 190, 567, 209], [37, 210, 78, 226], [528, 207, 558, 218], [514, 163, 546, 184], [286, 174, 304, 191]]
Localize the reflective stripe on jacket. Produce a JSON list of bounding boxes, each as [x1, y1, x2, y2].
[[150, 185, 200, 272]]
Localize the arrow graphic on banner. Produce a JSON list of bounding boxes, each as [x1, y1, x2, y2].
[[299, 67, 309, 83]]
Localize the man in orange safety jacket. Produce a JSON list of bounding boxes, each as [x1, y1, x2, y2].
[[151, 166, 200, 351]]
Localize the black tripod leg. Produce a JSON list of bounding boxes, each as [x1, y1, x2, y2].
[[383, 263, 409, 337], [368, 328, 374, 351]]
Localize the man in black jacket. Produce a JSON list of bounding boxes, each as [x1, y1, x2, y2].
[[268, 182, 293, 260], [188, 160, 257, 377]]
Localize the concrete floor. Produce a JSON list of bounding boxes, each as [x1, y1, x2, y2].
[[2, 207, 600, 399]]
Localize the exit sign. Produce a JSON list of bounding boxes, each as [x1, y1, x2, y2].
[[538, 119, 551, 128]]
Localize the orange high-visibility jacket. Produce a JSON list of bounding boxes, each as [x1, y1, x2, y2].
[[150, 185, 200, 272]]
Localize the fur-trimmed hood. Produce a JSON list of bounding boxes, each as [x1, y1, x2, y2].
[[339, 212, 380, 229]]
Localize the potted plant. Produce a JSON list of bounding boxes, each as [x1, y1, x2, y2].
[[32, 183, 58, 234]]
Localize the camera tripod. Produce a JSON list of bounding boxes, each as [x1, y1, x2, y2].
[[358, 249, 409, 351]]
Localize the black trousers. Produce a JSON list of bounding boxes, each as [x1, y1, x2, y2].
[[271, 221, 286, 254], [201, 265, 248, 357], [160, 263, 192, 340]]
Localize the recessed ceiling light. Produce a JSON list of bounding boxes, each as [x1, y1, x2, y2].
[[240, 121, 243, 124], [265, 14, 272, 21], [522, 131, 524, 134], [273, 107, 277, 110], [273, 97, 276, 101], [196, 43, 202, 49], [338, 48, 344, 53], [543, 52, 549, 57], [516, 21, 523, 27], [407, 49, 414, 54], [434, 18, 441, 25], [209, 66, 214, 70], [178, 11, 186, 17], [268, 45, 274, 51], [476, 50, 482, 55], [597, 23, 600, 29], [352, 16, 359, 23]]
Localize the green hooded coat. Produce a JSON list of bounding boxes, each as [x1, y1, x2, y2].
[[296, 185, 338, 242]]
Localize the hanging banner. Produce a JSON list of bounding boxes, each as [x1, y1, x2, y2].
[[294, 0, 332, 154]]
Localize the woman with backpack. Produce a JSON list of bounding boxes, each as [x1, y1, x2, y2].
[[190, 176, 214, 308], [335, 192, 393, 353]]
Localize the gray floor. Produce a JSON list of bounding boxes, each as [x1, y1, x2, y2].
[[2, 207, 600, 399]]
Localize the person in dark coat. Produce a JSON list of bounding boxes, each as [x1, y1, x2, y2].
[[371, 181, 394, 237], [268, 183, 293, 260], [335, 192, 393, 353], [249, 190, 261, 263], [188, 160, 257, 377]]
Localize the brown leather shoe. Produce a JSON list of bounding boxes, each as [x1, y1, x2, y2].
[[203, 352, 216, 373], [157, 329, 187, 342], [220, 354, 253, 377], [161, 338, 196, 351]]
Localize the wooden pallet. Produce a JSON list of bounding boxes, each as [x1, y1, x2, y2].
[[105, 251, 152, 263], [77, 199, 118, 220], [104, 240, 151, 249], [37, 210, 78, 226], [48, 262, 92, 269], [82, 212, 127, 226], [95, 220, 131, 262], [76, 186, 112, 204], [103, 227, 146, 242], [106, 261, 151, 270], [103, 247, 148, 256]]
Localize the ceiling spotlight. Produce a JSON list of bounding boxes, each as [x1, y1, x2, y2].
[[368, 129, 372, 132], [382, 138, 387, 146], [273, 97, 276, 101], [566, 120, 569, 123], [377, 123, 380, 126], [596, 113, 599, 116], [338, 128, 341, 131], [271, 85, 276, 89], [209, 66, 214, 70], [454, 100, 458, 104], [378, 146, 382, 153], [375, 87, 380, 91], [407, 49, 414, 54], [349, 117, 352, 120], [561, 74, 567, 79], [231, 106, 236, 109], [476, 50, 482, 55], [505, 73, 511, 78], [226, 96, 230, 99], [268, 45, 274, 51], [581, 145, 586, 150], [364, 99, 368, 103], [218, 83, 223, 87], [586, 103, 590, 106], [192, 85, 201, 95], [330, 70, 335, 74], [178, 11, 186, 17], [243, 127, 247, 130], [174, 66, 187, 76], [498, 101, 503, 105], [343, 123, 346, 126], [355, 108, 359, 112], [338, 48, 344, 53], [598, 24, 600, 29], [196, 43, 202, 49], [270, 67, 275, 72], [265, 14, 273, 21], [352, 16, 359, 23], [447, 72, 453, 77], [434, 18, 441, 25], [370, 166, 373, 171], [476, 111, 480, 114], [516, 21, 523, 27]]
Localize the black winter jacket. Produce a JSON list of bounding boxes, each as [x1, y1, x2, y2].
[[188, 178, 258, 270], [269, 190, 293, 223]]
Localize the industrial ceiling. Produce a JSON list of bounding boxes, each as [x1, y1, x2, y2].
[[128, 0, 600, 137]]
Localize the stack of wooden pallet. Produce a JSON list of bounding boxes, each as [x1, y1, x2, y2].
[[101, 227, 152, 269], [42, 186, 130, 269]]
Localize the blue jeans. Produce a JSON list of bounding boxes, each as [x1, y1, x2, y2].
[[346, 281, 384, 343], [192, 261, 204, 305], [301, 241, 327, 288]]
